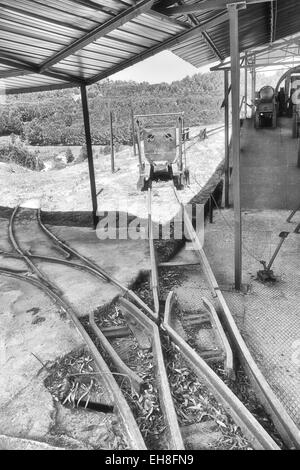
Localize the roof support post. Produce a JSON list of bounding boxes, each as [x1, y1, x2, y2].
[[244, 52, 248, 118], [228, 2, 242, 291], [224, 69, 230, 209], [80, 84, 98, 229], [110, 110, 115, 174], [251, 54, 256, 117], [131, 108, 137, 156]]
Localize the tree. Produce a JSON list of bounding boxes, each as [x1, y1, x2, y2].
[[66, 147, 74, 163], [77, 144, 88, 162]]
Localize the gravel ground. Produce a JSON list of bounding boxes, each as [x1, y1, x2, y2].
[[0, 125, 225, 223]]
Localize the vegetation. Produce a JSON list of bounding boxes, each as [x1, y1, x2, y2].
[[0, 70, 284, 151], [0, 141, 44, 171], [0, 72, 225, 147], [65, 147, 74, 164]]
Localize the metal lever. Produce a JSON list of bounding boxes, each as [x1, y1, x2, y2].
[[257, 231, 289, 282]]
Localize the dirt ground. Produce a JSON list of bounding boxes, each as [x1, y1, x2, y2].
[[0, 125, 226, 223]]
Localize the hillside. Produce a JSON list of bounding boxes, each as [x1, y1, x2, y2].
[[0, 72, 225, 147]]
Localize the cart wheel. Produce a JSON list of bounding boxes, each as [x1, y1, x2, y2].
[[141, 178, 152, 191], [137, 176, 145, 191], [183, 168, 190, 186]]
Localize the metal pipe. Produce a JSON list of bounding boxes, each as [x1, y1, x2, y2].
[[80, 84, 98, 229], [131, 108, 137, 156], [251, 55, 256, 118], [224, 69, 230, 208], [109, 109, 115, 173], [266, 232, 289, 271], [134, 112, 184, 118], [228, 3, 242, 291], [244, 52, 248, 118]]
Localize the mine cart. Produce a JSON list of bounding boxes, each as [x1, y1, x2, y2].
[[134, 112, 189, 191]]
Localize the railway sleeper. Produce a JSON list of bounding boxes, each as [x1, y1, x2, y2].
[[163, 291, 280, 450]]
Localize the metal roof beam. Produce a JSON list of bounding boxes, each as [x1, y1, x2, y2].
[[202, 31, 224, 60], [4, 82, 75, 95], [159, 0, 273, 15], [212, 60, 300, 70], [39, 0, 156, 72], [149, 9, 191, 29], [0, 56, 39, 73], [0, 54, 84, 84], [0, 69, 32, 79], [87, 11, 229, 84], [70, 0, 119, 15], [176, 2, 224, 61]]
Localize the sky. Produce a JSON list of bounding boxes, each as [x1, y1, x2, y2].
[[111, 50, 214, 83]]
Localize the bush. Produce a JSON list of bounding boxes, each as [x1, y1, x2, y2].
[[0, 142, 44, 171], [66, 147, 74, 163], [77, 144, 88, 163]]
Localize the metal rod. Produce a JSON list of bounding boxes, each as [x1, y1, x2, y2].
[[251, 55, 256, 117], [244, 52, 248, 118], [134, 112, 184, 118], [209, 195, 214, 223], [287, 204, 300, 223], [266, 233, 289, 271], [224, 69, 230, 208], [131, 108, 137, 156], [109, 109, 115, 173], [80, 84, 98, 229], [228, 3, 242, 291]]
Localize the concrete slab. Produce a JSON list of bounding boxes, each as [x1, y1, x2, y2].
[[0, 212, 150, 317], [202, 208, 300, 427], [0, 275, 83, 442], [232, 117, 300, 210], [0, 272, 134, 449]]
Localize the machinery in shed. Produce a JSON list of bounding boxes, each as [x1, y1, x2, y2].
[[254, 86, 278, 129], [133, 112, 189, 191], [290, 75, 300, 139]]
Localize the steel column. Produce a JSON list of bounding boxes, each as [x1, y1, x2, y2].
[[224, 69, 230, 209], [110, 110, 115, 173], [251, 55, 256, 117], [244, 52, 248, 118], [131, 108, 137, 156], [80, 84, 98, 229], [228, 3, 242, 291]]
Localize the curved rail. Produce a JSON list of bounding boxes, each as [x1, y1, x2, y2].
[[173, 186, 300, 449], [8, 206, 52, 286], [163, 291, 279, 450], [118, 297, 184, 450], [202, 297, 234, 376], [0, 267, 146, 450], [36, 209, 156, 322], [147, 189, 160, 318], [89, 309, 144, 393]]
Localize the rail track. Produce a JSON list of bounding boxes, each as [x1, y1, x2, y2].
[[146, 183, 300, 450], [0, 201, 297, 449]]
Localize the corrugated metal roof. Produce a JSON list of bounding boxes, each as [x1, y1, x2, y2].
[[0, 0, 299, 94]]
